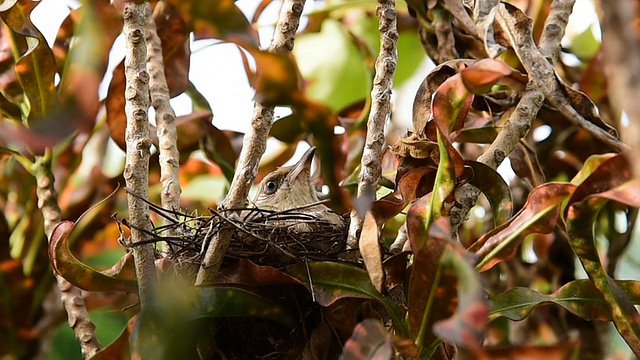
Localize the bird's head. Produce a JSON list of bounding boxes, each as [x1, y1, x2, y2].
[[253, 147, 320, 211]]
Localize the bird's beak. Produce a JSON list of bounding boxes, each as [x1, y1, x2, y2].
[[287, 146, 315, 183]]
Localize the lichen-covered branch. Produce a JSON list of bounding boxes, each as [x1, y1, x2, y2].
[[123, 2, 156, 307], [195, 0, 306, 285], [146, 2, 182, 248], [346, 0, 398, 250], [31, 151, 101, 359]]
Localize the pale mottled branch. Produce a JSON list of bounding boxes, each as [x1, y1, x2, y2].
[[451, 0, 578, 233], [146, 2, 182, 248], [538, 0, 575, 62], [196, 0, 306, 285], [346, 0, 398, 251], [123, 2, 156, 306], [496, 3, 627, 153], [32, 152, 101, 359]]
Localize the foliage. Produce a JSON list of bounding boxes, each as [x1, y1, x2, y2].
[[0, 0, 638, 359]]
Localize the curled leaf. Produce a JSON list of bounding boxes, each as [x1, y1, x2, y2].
[[48, 221, 138, 293]]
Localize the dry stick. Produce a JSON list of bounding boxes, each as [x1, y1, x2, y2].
[[122, 2, 156, 308], [32, 152, 101, 358], [195, 0, 306, 285], [346, 0, 398, 251], [146, 2, 182, 251], [598, 0, 640, 176], [451, 0, 574, 233]]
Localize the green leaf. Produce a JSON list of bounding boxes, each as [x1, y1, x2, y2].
[[465, 160, 513, 227], [489, 280, 640, 322], [286, 261, 407, 337], [0, 0, 59, 120], [568, 25, 601, 61], [347, 10, 426, 86], [294, 19, 369, 112], [565, 154, 640, 355]]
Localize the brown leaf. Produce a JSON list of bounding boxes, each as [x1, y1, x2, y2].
[[166, 0, 259, 47], [48, 221, 138, 293], [509, 140, 546, 188], [470, 183, 576, 272], [154, 2, 190, 97], [407, 207, 457, 342], [105, 61, 127, 149], [460, 58, 513, 94], [216, 258, 302, 286], [359, 212, 384, 293]]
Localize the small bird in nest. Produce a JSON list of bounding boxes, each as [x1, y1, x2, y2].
[[251, 146, 346, 232]]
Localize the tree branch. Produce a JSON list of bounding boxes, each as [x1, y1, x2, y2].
[[347, 0, 398, 251], [451, 0, 577, 233], [195, 0, 306, 285], [123, 1, 156, 307], [33, 151, 101, 359], [146, 2, 182, 249]]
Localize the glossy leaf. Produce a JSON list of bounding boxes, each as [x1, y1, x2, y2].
[[286, 261, 407, 336], [371, 166, 437, 223], [460, 58, 513, 94], [469, 183, 576, 272], [0, 0, 59, 120], [565, 154, 640, 355], [48, 221, 138, 293], [431, 72, 473, 136], [490, 280, 640, 322], [465, 160, 513, 227]]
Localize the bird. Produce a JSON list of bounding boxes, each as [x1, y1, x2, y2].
[[251, 146, 346, 230]]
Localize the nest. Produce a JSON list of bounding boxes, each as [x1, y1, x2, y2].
[[135, 203, 349, 268]]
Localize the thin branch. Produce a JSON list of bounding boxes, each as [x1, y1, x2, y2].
[[451, 0, 577, 233], [123, 2, 156, 307], [33, 151, 101, 359], [347, 0, 398, 251], [195, 0, 307, 285], [496, 2, 627, 153], [146, 2, 182, 251]]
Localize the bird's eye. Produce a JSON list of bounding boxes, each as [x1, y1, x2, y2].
[[264, 180, 278, 194]]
